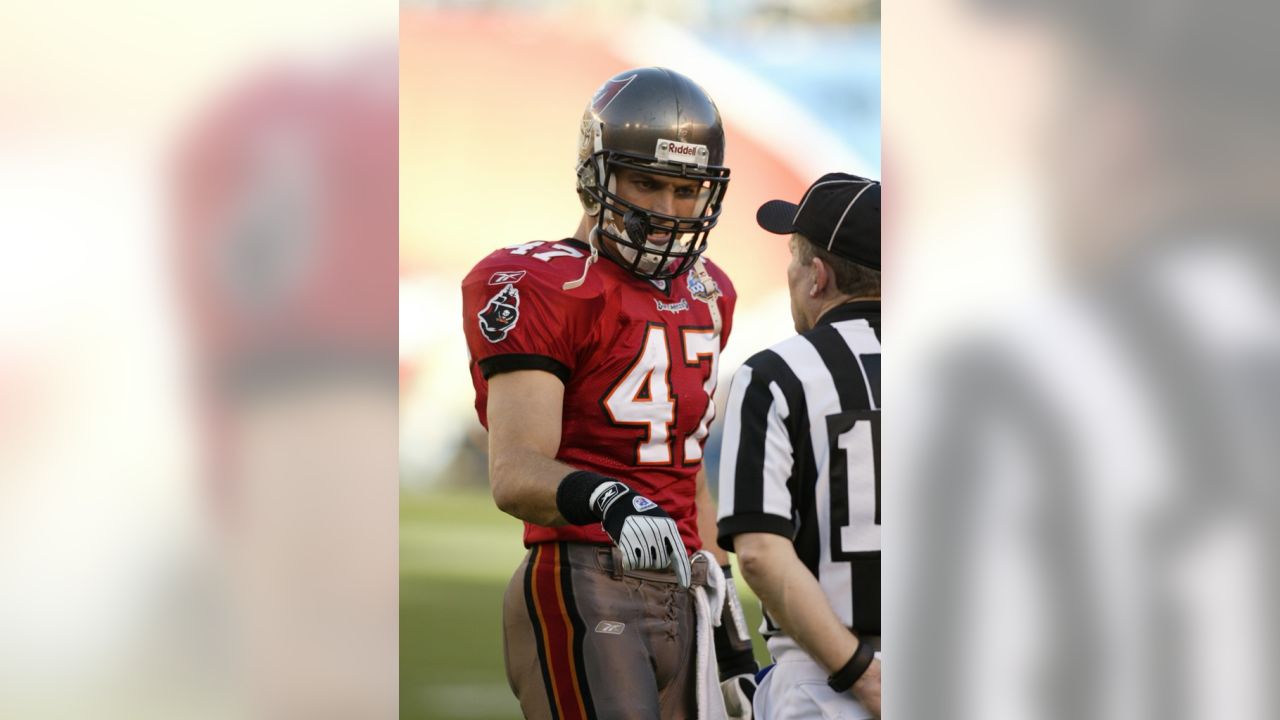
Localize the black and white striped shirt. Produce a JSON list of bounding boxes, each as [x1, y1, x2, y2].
[[717, 300, 881, 637]]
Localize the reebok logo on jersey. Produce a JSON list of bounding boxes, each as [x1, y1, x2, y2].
[[654, 298, 688, 314], [487, 269, 526, 285], [477, 283, 520, 343], [633, 496, 657, 512], [594, 621, 626, 635]]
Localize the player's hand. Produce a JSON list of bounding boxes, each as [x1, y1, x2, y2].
[[720, 673, 756, 719], [850, 657, 881, 719], [591, 481, 691, 587]]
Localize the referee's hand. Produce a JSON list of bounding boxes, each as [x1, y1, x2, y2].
[[592, 481, 691, 587]]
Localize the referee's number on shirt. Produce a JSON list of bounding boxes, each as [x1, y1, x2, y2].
[[828, 409, 881, 558]]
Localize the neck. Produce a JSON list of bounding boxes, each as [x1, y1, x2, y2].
[[815, 294, 854, 318], [808, 294, 876, 328]]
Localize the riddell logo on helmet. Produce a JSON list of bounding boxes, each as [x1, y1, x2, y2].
[[656, 139, 706, 166]]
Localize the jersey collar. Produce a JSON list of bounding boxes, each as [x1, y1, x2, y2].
[[815, 300, 881, 338]]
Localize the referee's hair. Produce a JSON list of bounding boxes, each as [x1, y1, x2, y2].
[[796, 233, 880, 298]]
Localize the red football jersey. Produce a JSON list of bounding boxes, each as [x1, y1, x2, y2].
[[461, 238, 737, 550]]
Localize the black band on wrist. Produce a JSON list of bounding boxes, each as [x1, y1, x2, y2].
[[827, 640, 876, 693], [716, 646, 759, 682], [556, 470, 613, 526]]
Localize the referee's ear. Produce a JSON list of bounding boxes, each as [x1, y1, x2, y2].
[[810, 256, 833, 298]]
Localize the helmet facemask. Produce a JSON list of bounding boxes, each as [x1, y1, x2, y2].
[[576, 125, 730, 281]]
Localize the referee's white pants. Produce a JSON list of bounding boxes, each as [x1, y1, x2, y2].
[[753, 653, 877, 720]]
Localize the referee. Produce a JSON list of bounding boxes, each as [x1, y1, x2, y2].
[[716, 173, 882, 719]]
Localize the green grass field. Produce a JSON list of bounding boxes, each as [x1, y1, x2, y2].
[[401, 487, 770, 720]]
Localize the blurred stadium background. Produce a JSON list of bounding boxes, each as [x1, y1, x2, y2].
[[398, 1, 880, 718], [3, 0, 400, 716]]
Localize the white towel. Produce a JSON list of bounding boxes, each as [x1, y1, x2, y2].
[[692, 550, 729, 720]]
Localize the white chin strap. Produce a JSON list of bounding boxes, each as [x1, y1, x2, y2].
[[561, 228, 600, 291], [691, 256, 723, 337]]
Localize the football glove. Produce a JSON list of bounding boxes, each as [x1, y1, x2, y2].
[[556, 470, 691, 587], [592, 481, 691, 587]]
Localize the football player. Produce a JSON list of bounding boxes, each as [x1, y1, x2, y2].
[[461, 67, 759, 719]]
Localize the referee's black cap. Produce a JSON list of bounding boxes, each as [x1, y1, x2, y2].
[[756, 173, 880, 271]]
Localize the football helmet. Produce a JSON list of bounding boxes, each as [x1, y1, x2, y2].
[[575, 67, 731, 280]]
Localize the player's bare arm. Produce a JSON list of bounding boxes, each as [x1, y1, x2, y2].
[[487, 368, 692, 585], [735, 531, 882, 718], [486, 369, 573, 526], [695, 468, 729, 566]]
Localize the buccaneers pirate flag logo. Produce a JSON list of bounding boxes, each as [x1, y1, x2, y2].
[[590, 74, 636, 114], [478, 283, 520, 343]]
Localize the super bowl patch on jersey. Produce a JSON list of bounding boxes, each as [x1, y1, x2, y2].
[[478, 283, 520, 343], [686, 271, 718, 302]]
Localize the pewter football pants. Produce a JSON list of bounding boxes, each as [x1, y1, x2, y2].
[[502, 542, 706, 720]]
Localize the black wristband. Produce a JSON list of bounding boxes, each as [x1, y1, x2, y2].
[[716, 645, 758, 681], [827, 640, 876, 693], [555, 470, 613, 526]]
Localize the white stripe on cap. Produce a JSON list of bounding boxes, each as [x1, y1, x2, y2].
[[829, 180, 878, 251], [791, 178, 860, 224]]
